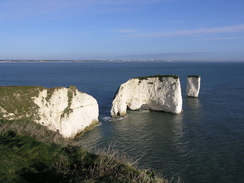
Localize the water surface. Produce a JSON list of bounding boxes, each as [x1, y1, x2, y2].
[[0, 62, 243, 182]]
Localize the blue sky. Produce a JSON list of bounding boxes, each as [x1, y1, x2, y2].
[[0, 0, 244, 61]]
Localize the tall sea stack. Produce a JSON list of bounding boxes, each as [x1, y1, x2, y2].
[[186, 75, 201, 97]]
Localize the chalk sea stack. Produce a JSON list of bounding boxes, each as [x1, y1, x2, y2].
[[111, 75, 183, 117], [186, 75, 201, 98]]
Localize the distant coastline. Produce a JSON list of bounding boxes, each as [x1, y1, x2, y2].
[[0, 59, 243, 63]]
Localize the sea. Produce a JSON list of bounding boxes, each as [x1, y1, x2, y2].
[[0, 61, 243, 183]]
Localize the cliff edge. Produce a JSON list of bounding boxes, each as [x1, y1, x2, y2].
[[111, 75, 182, 117], [0, 85, 99, 139]]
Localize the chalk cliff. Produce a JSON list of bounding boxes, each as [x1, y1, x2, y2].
[[0, 86, 99, 139], [111, 75, 182, 117], [186, 75, 201, 97]]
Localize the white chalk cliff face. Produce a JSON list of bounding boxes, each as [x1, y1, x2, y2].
[[186, 76, 201, 97], [111, 75, 182, 117], [0, 86, 99, 139], [33, 86, 99, 138]]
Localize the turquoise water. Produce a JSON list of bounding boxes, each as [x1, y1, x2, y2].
[[0, 62, 243, 182]]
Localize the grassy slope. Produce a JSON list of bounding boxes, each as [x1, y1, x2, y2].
[[0, 120, 166, 183], [0, 131, 67, 183], [1, 131, 134, 183]]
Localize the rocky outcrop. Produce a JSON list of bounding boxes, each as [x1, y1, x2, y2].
[[111, 75, 182, 117], [186, 75, 201, 97], [0, 86, 99, 139]]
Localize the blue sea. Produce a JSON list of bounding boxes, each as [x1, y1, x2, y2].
[[0, 62, 243, 183]]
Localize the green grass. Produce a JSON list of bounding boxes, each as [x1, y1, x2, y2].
[[187, 75, 200, 78], [0, 119, 168, 183], [0, 130, 99, 183], [0, 86, 43, 119], [0, 131, 64, 182], [135, 75, 179, 82], [61, 86, 75, 118]]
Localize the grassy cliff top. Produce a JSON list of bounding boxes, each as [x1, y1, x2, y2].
[[0, 85, 77, 120], [187, 75, 200, 78], [135, 75, 179, 81], [0, 86, 44, 119], [0, 85, 44, 96]]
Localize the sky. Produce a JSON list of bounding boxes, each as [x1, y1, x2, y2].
[[0, 0, 244, 61]]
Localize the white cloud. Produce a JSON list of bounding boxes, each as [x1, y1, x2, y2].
[[131, 24, 244, 38]]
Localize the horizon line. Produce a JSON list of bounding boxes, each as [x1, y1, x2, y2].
[[1, 59, 244, 63]]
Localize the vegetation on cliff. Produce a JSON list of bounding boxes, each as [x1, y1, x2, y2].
[[0, 119, 170, 183], [0, 86, 42, 119], [0, 86, 77, 121], [187, 75, 200, 78], [135, 75, 179, 82]]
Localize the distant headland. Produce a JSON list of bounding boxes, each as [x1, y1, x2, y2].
[[0, 59, 243, 63], [0, 59, 167, 63]]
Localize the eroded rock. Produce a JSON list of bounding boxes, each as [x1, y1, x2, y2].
[[0, 85, 99, 139], [111, 75, 183, 117], [186, 75, 201, 97]]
